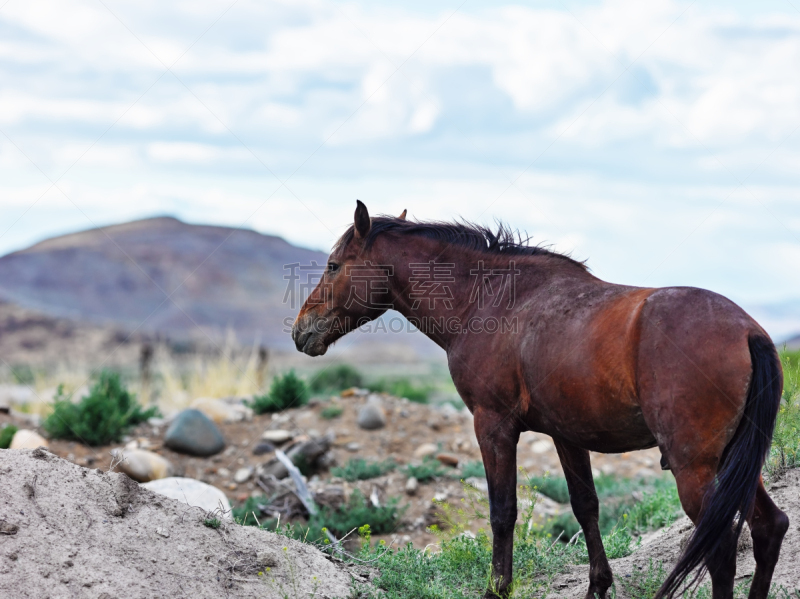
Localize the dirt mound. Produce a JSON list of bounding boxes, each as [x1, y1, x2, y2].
[[548, 469, 800, 598], [0, 448, 359, 599]]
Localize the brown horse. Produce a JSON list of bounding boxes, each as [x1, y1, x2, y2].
[[292, 201, 787, 599]]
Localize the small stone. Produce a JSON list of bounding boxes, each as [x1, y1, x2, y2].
[[341, 387, 368, 398], [0, 521, 18, 535], [9, 430, 48, 450], [227, 483, 237, 491], [142, 477, 232, 517], [164, 409, 226, 457], [217, 468, 231, 478], [435, 453, 459, 468], [252, 441, 275, 456], [413, 443, 438, 459], [261, 430, 293, 444], [116, 449, 174, 483], [631, 490, 644, 503], [428, 418, 442, 431], [257, 549, 280, 568], [233, 467, 253, 484], [155, 527, 170, 538], [405, 477, 418, 495], [345, 442, 360, 452], [357, 404, 386, 430]]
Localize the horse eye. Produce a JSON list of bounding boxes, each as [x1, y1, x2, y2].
[[328, 262, 339, 273]]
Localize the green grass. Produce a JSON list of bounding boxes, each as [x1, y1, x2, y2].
[[405, 457, 449, 482], [0, 424, 18, 449], [460, 460, 486, 479], [309, 364, 363, 394], [543, 474, 682, 541], [41, 371, 159, 446], [331, 458, 396, 481], [249, 370, 309, 414], [203, 517, 222, 529], [352, 480, 584, 598], [320, 404, 344, 420], [766, 350, 800, 479], [367, 378, 432, 403]]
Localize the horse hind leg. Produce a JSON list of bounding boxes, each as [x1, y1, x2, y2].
[[553, 440, 613, 599], [672, 463, 738, 599], [746, 480, 789, 599]]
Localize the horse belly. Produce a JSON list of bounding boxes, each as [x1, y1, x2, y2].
[[524, 393, 657, 454]]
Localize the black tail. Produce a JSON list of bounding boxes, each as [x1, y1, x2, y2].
[[655, 333, 783, 599]]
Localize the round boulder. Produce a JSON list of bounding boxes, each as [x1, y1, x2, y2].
[[142, 477, 232, 517], [357, 403, 386, 430], [164, 409, 225, 456], [116, 449, 174, 483]]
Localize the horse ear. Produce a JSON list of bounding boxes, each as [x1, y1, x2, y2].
[[354, 200, 371, 238], [398, 209, 407, 220]]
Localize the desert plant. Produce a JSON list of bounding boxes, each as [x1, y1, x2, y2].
[[42, 371, 159, 446], [367, 378, 431, 403], [320, 404, 344, 420], [404, 457, 448, 482], [0, 424, 18, 449], [460, 460, 486, 479], [331, 458, 396, 481], [250, 370, 309, 414], [309, 489, 403, 538], [309, 364, 363, 393]]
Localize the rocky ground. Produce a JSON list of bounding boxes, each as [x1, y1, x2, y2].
[[1, 389, 665, 550]]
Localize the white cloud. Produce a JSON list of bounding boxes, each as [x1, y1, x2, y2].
[[0, 0, 799, 336]]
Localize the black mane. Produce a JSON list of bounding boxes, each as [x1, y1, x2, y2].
[[335, 215, 587, 269]]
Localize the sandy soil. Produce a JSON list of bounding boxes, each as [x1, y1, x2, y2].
[[0, 448, 362, 599]]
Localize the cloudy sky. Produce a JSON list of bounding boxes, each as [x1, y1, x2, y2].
[[1, 0, 799, 338]]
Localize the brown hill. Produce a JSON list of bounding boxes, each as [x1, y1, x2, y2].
[[0, 217, 329, 349]]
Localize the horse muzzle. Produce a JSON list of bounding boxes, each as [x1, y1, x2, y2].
[[291, 315, 329, 356]]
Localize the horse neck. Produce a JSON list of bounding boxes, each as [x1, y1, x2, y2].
[[372, 237, 526, 350]]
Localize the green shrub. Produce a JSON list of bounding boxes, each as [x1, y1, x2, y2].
[[42, 371, 159, 446], [203, 517, 222, 529], [310, 489, 403, 538], [309, 364, 362, 393], [331, 458, 396, 481], [460, 460, 485, 479], [320, 404, 344, 420], [367, 378, 431, 403], [528, 474, 570, 504], [250, 370, 309, 414], [0, 424, 18, 449], [405, 457, 448, 483]]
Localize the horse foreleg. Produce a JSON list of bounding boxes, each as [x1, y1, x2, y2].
[[554, 439, 613, 599], [474, 410, 520, 598]]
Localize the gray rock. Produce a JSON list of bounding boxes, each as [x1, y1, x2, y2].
[[252, 441, 275, 455], [405, 477, 418, 495], [164, 409, 225, 456], [142, 477, 232, 517], [357, 403, 386, 430], [345, 442, 360, 452]]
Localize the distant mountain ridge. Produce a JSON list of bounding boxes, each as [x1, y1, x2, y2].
[[0, 217, 329, 348]]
